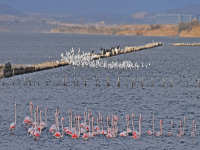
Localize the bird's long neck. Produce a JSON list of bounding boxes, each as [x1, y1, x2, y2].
[[68, 112, 70, 128], [35, 111, 37, 131], [78, 117, 80, 137], [71, 113, 72, 130], [45, 109, 47, 124], [37, 106, 39, 125], [180, 121, 181, 137], [31, 107, 33, 123], [101, 115, 103, 131], [171, 121, 172, 134], [153, 116, 154, 134], [15, 103, 16, 124]]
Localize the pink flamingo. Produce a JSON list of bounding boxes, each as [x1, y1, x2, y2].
[[53, 116, 65, 139], [49, 109, 58, 134], [23, 102, 33, 125], [32, 105, 39, 127], [64, 110, 71, 134], [40, 108, 47, 130], [191, 120, 196, 138], [106, 116, 113, 138], [147, 116, 154, 135], [82, 111, 92, 140], [101, 115, 107, 135], [95, 112, 100, 130], [132, 113, 142, 137], [155, 120, 163, 137], [9, 103, 17, 131], [119, 115, 128, 137], [168, 121, 173, 136], [80, 108, 87, 128], [71, 116, 81, 139], [181, 117, 185, 135], [34, 110, 42, 140], [177, 121, 182, 138], [92, 117, 97, 136], [127, 115, 132, 134], [132, 114, 142, 139]]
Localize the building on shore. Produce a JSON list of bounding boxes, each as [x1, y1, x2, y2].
[[156, 14, 195, 24]]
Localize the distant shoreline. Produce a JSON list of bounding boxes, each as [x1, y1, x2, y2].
[[51, 23, 200, 38]]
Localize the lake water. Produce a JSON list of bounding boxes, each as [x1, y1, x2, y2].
[[1, 32, 200, 149]]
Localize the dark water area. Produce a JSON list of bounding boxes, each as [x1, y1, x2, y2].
[[1, 32, 200, 149]]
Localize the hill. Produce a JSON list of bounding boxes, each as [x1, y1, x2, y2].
[[0, 4, 26, 17]]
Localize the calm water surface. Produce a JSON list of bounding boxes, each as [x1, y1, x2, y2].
[[0, 32, 200, 150]]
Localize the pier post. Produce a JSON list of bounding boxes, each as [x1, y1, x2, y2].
[[118, 76, 120, 87], [63, 76, 65, 86], [26, 76, 27, 85], [126, 79, 128, 87], [107, 76, 110, 86], [162, 77, 165, 87], [65, 76, 67, 86], [24, 76, 25, 86], [38, 81, 39, 86], [77, 76, 78, 86], [30, 77, 31, 86], [12, 69, 14, 85], [132, 76, 134, 87], [198, 78, 200, 87], [151, 76, 154, 87], [53, 76, 55, 86], [171, 77, 172, 87], [99, 75, 100, 86], [84, 75, 86, 86], [2, 77, 4, 86], [96, 75, 97, 86], [34, 75, 35, 86]]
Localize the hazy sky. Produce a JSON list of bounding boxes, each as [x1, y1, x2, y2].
[[1, 0, 200, 14]]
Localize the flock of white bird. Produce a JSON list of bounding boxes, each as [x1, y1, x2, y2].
[[61, 48, 150, 70]]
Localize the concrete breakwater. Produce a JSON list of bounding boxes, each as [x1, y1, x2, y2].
[[0, 61, 69, 78], [0, 42, 162, 78], [173, 43, 200, 46], [92, 42, 162, 59]]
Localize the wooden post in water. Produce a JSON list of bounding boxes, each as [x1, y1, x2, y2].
[[26, 76, 27, 85], [12, 69, 14, 85], [84, 75, 86, 86], [141, 77, 143, 87], [53, 76, 55, 86], [107, 76, 110, 86], [198, 78, 200, 87], [162, 77, 165, 87], [151, 76, 154, 87], [34, 75, 35, 86], [132, 77, 134, 87], [126, 79, 128, 87], [96, 75, 97, 86], [99, 75, 100, 86], [118, 76, 120, 87], [30, 77, 31, 86], [38, 81, 39, 86], [63, 76, 65, 86], [24, 76, 25, 86], [2, 77, 4, 86], [171, 77, 172, 87], [65, 76, 67, 86], [77, 76, 78, 86]]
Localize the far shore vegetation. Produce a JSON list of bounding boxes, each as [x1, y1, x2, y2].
[[51, 19, 200, 37]]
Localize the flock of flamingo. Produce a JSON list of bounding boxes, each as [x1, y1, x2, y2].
[[9, 102, 197, 140]]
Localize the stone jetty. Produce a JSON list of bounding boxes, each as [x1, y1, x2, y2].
[[92, 42, 162, 59], [0, 61, 68, 78], [0, 42, 162, 78], [173, 43, 200, 46]]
